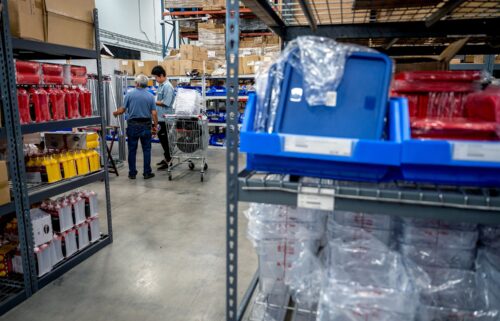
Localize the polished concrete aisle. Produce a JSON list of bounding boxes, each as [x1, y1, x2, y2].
[[3, 147, 256, 321]]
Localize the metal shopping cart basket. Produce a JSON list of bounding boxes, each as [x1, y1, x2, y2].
[[165, 114, 208, 182]]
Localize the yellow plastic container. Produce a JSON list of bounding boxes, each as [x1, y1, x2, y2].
[[91, 150, 101, 172], [75, 151, 90, 175], [42, 156, 62, 183], [60, 153, 77, 179]]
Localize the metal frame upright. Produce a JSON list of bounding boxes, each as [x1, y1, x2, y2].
[[0, 1, 113, 313]]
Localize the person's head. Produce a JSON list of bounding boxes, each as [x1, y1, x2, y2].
[[151, 65, 167, 84], [135, 74, 149, 88]]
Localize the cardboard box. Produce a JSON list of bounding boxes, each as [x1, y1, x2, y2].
[[178, 60, 202, 75], [162, 60, 180, 76], [195, 47, 209, 62], [30, 208, 53, 247], [0, 161, 10, 206], [44, 0, 95, 50], [180, 45, 198, 61], [395, 37, 469, 72], [44, 132, 88, 150], [120, 60, 135, 75], [9, 0, 45, 41], [473, 55, 484, 64], [241, 55, 262, 75], [140, 61, 161, 76]]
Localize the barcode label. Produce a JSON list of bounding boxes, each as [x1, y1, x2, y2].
[[298, 192, 334, 211], [452, 142, 500, 162], [283, 135, 353, 156]]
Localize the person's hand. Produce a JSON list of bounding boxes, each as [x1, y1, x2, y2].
[[112, 111, 119, 117], [152, 124, 158, 135]]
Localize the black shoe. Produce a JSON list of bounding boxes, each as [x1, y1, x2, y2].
[[158, 163, 169, 170], [143, 173, 155, 179], [157, 160, 167, 166], [128, 175, 136, 179]]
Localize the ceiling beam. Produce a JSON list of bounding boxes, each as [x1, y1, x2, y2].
[[285, 18, 500, 41], [425, 0, 468, 27], [241, 0, 286, 38], [297, 0, 317, 31]]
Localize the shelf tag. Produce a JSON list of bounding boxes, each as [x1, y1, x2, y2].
[[283, 135, 353, 156], [178, 77, 191, 83], [452, 142, 500, 163], [297, 189, 335, 211]]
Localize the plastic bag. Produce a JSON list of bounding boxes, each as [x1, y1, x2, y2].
[[400, 224, 478, 249], [327, 215, 394, 246], [254, 36, 374, 132], [400, 243, 476, 270], [479, 225, 500, 248], [173, 88, 203, 115]]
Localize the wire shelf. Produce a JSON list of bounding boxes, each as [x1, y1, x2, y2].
[[268, 0, 500, 26], [0, 275, 24, 303], [246, 290, 318, 321]]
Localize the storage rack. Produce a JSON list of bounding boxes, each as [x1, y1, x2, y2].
[[225, 1, 500, 321], [0, 1, 113, 314]]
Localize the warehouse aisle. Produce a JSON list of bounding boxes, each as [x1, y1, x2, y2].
[[2, 147, 256, 321]]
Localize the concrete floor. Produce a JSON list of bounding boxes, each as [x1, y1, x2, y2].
[[2, 146, 256, 321]]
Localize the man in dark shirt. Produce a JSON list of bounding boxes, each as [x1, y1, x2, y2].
[[113, 75, 158, 179]]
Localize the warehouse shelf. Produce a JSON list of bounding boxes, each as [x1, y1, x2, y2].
[[12, 38, 98, 60], [206, 96, 249, 101], [165, 8, 253, 17], [28, 170, 105, 205], [38, 236, 111, 288], [0, 202, 14, 218], [450, 63, 500, 71], [0, 277, 26, 316], [238, 170, 500, 224], [0, 117, 103, 137]]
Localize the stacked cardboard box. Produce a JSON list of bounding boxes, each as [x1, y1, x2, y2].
[[198, 22, 226, 70], [9, 0, 95, 50], [164, 0, 205, 8], [203, 0, 225, 10], [240, 35, 280, 57], [162, 44, 211, 76], [0, 161, 10, 206]]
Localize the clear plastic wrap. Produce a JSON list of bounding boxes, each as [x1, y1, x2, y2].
[[327, 215, 394, 246], [417, 305, 499, 321], [476, 248, 500, 307], [479, 225, 500, 248], [332, 211, 394, 230], [400, 224, 478, 249], [172, 88, 203, 115], [401, 217, 478, 231], [400, 243, 476, 270], [253, 36, 374, 132]]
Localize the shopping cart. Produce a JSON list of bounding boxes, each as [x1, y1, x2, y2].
[[165, 115, 208, 182]]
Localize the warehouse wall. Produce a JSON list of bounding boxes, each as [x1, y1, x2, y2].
[[96, 0, 168, 60]]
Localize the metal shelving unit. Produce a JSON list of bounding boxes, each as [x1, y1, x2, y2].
[[225, 1, 500, 321], [0, 0, 113, 314]]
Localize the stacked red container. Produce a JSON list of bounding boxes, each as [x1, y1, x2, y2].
[[392, 71, 499, 141], [42, 64, 64, 85], [28, 87, 51, 123], [17, 88, 31, 124], [76, 87, 92, 117], [64, 88, 80, 119], [47, 88, 66, 120], [71, 66, 88, 86]]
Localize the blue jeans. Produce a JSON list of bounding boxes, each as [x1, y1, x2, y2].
[[127, 122, 152, 176]]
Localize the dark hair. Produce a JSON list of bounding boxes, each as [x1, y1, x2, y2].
[[151, 65, 166, 77]]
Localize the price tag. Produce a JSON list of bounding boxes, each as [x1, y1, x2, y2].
[[178, 77, 191, 83], [297, 190, 335, 211], [452, 142, 500, 162], [283, 135, 354, 157]]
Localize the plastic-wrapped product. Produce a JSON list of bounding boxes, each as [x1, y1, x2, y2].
[[253, 36, 375, 132], [76, 222, 90, 250], [401, 217, 478, 231], [249, 290, 289, 321], [47, 87, 66, 120], [332, 211, 394, 230], [400, 243, 476, 270], [400, 224, 478, 249], [50, 235, 64, 265], [35, 243, 53, 277], [476, 248, 500, 306], [62, 229, 77, 258], [417, 305, 499, 321], [479, 225, 500, 248], [327, 216, 393, 246], [17, 88, 32, 124], [173, 88, 203, 115]]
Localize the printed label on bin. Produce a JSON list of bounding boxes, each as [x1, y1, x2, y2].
[[283, 135, 353, 156], [325, 91, 337, 107], [178, 77, 191, 83], [452, 142, 500, 163], [298, 190, 335, 211], [290, 88, 303, 102]]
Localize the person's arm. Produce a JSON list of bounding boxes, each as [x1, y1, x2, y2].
[[155, 84, 168, 106], [152, 110, 158, 129], [113, 107, 126, 117]]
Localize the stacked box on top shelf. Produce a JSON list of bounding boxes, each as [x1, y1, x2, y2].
[[164, 0, 204, 8], [198, 21, 225, 73]]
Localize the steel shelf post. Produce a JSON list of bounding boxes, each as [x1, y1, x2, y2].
[[226, 0, 240, 320]]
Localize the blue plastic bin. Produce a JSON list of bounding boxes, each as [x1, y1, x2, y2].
[[274, 51, 392, 140], [399, 99, 500, 186], [240, 94, 405, 181]]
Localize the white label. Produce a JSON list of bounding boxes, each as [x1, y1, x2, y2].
[[298, 192, 334, 211], [290, 87, 303, 102], [121, 61, 129, 66], [452, 142, 500, 163], [208, 51, 216, 58], [178, 77, 191, 83], [138, 61, 144, 67], [283, 135, 354, 156], [325, 91, 337, 107]]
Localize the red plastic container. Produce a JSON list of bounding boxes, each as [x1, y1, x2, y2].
[[42, 64, 63, 75], [411, 118, 499, 141], [464, 86, 500, 123], [43, 75, 64, 85], [47, 88, 66, 120], [76, 87, 92, 117], [17, 88, 32, 124], [395, 70, 485, 82], [71, 66, 87, 77], [16, 73, 41, 85], [64, 88, 80, 119], [29, 87, 51, 123], [72, 76, 88, 86], [15, 61, 40, 74]]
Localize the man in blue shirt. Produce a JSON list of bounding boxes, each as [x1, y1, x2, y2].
[[151, 65, 175, 170], [113, 75, 158, 179]]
